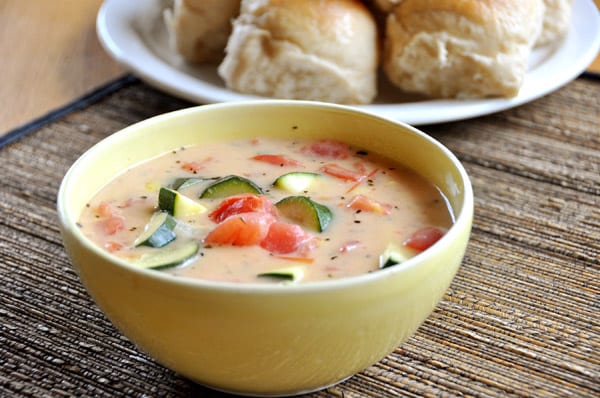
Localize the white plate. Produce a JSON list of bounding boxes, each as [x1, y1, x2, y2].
[[97, 0, 600, 125]]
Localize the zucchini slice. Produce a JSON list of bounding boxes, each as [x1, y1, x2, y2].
[[273, 172, 320, 194], [170, 177, 205, 190], [199, 175, 262, 199], [134, 211, 177, 248], [275, 196, 332, 232], [134, 240, 199, 270], [379, 243, 418, 269], [258, 266, 304, 282], [159, 187, 207, 218]]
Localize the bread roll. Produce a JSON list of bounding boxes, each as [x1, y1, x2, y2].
[[372, 0, 403, 13], [535, 0, 574, 47], [217, 0, 378, 104], [164, 0, 240, 64], [383, 0, 544, 99]]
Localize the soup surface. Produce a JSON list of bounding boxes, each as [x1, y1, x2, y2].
[[78, 138, 453, 283]]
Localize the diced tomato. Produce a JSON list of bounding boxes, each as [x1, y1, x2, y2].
[[260, 221, 315, 255], [302, 140, 351, 159], [95, 201, 125, 235], [320, 163, 365, 182], [95, 201, 118, 218], [205, 212, 276, 246], [339, 240, 363, 253], [251, 154, 302, 167], [104, 241, 124, 252], [102, 216, 125, 235], [209, 194, 277, 223], [403, 227, 445, 252], [346, 195, 392, 215], [352, 161, 368, 175], [181, 157, 213, 173], [346, 167, 380, 193], [274, 256, 315, 263]]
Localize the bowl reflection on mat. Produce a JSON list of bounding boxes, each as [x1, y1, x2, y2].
[[57, 100, 473, 397]]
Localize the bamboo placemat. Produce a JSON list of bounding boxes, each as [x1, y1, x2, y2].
[[0, 76, 598, 397]]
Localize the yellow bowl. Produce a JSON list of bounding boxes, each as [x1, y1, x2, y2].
[[57, 100, 473, 397]]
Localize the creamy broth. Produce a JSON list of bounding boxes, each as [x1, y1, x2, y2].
[[78, 138, 453, 283]]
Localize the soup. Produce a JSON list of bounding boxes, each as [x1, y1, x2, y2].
[[77, 138, 453, 283]]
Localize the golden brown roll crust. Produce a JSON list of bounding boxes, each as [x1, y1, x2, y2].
[[371, 0, 403, 13], [164, 0, 240, 64], [383, 0, 544, 98], [217, 0, 379, 104]]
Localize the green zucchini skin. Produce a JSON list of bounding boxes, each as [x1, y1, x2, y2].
[[275, 196, 332, 233], [134, 211, 177, 248], [134, 240, 200, 270], [273, 172, 320, 194], [257, 266, 305, 282], [199, 175, 263, 199], [379, 243, 417, 269], [171, 177, 204, 190]]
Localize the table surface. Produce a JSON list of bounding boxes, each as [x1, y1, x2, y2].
[[1, 2, 599, 398], [2, 71, 598, 398], [0, 0, 599, 134]]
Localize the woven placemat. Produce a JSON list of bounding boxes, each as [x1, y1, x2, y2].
[[0, 77, 598, 397]]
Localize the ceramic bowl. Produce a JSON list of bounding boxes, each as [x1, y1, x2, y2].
[[57, 100, 473, 397]]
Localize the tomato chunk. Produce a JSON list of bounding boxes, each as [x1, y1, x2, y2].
[[403, 227, 445, 252], [95, 201, 118, 218], [251, 154, 302, 167], [209, 194, 277, 223], [104, 241, 124, 252], [95, 202, 125, 235], [320, 164, 364, 182], [205, 212, 276, 246], [302, 140, 351, 159], [102, 216, 125, 235], [347, 195, 392, 215], [260, 221, 315, 255], [181, 157, 213, 173]]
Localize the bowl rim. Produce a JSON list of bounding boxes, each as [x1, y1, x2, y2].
[[57, 99, 473, 295]]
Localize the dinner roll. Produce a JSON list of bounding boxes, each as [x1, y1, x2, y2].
[[164, 0, 240, 64], [535, 0, 574, 47], [371, 0, 403, 13], [217, 0, 378, 104], [383, 0, 544, 99]]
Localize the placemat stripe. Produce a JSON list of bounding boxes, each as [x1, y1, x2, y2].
[[0, 74, 138, 149]]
